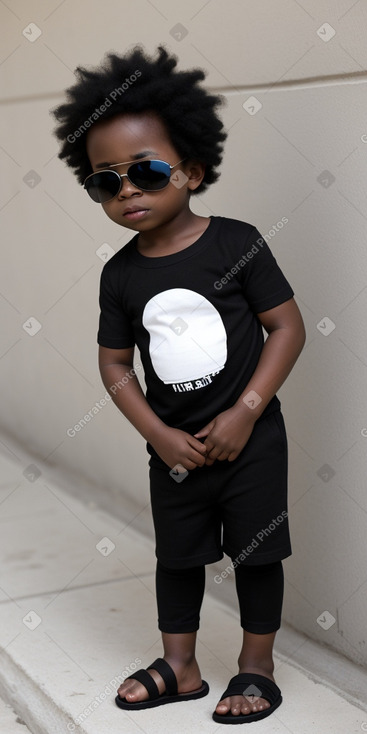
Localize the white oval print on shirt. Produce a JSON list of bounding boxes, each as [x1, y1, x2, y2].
[[142, 288, 227, 388]]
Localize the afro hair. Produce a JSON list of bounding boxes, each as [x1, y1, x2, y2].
[[50, 44, 227, 195]]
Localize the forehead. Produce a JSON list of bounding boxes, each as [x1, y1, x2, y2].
[[86, 112, 174, 163]]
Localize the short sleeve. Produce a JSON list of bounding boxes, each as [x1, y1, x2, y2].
[[240, 226, 294, 313], [97, 262, 135, 348]]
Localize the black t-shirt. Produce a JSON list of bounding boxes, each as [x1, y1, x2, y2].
[[97, 215, 294, 456]]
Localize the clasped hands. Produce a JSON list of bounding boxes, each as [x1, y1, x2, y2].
[[151, 403, 257, 471], [194, 403, 256, 466]]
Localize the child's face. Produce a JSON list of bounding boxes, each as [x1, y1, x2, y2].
[[85, 112, 205, 232]]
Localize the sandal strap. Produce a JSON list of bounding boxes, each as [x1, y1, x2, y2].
[[147, 657, 178, 696], [125, 668, 160, 700], [219, 673, 281, 706]]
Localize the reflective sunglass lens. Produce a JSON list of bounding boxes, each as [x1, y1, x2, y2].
[[130, 160, 171, 190], [85, 171, 120, 202]]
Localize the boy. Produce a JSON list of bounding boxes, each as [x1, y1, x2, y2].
[[52, 45, 306, 724]]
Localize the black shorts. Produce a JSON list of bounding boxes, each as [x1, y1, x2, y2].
[[148, 409, 292, 569]]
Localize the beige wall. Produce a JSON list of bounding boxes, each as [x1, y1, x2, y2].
[[1, 0, 367, 667]]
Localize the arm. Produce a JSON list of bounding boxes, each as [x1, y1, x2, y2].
[[236, 296, 306, 419], [99, 346, 207, 470], [194, 297, 306, 463]]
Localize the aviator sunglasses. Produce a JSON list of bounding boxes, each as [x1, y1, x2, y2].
[[83, 158, 186, 203]]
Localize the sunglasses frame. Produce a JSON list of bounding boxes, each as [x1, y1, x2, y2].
[[83, 158, 187, 202]]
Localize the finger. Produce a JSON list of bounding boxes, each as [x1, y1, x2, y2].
[[193, 422, 214, 439], [187, 445, 208, 466], [205, 445, 222, 462], [172, 457, 198, 472], [203, 436, 216, 453], [216, 451, 231, 461], [187, 437, 207, 455], [191, 451, 207, 467], [227, 450, 240, 462]]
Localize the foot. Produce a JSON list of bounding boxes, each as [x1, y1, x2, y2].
[[215, 665, 275, 718], [117, 657, 203, 703]]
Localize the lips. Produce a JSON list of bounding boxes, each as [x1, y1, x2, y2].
[[123, 207, 150, 221], [123, 206, 149, 215]]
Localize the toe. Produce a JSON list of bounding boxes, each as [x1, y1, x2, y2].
[[124, 686, 140, 702], [231, 695, 249, 715], [232, 695, 246, 715], [216, 695, 251, 716], [117, 680, 146, 702], [216, 694, 272, 717], [215, 697, 231, 714], [243, 695, 270, 713], [240, 701, 251, 715], [253, 696, 270, 711], [117, 682, 130, 698]]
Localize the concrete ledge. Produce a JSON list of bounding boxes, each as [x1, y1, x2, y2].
[[0, 648, 79, 734], [0, 447, 367, 733]]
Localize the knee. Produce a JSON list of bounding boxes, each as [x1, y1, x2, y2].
[[156, 560, 205, 577], [234, 560, 283, 576]]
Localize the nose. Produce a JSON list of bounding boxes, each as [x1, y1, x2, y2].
[[116, 173, 142, 198]]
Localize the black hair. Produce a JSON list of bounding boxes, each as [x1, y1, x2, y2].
[[50, 44, 227, 195]]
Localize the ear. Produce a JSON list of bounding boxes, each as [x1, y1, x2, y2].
[[184, 160, 206, 192]]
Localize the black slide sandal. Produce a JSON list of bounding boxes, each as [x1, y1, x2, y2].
[[212, 672, 282, 724], [115, 657, 209, 710]]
